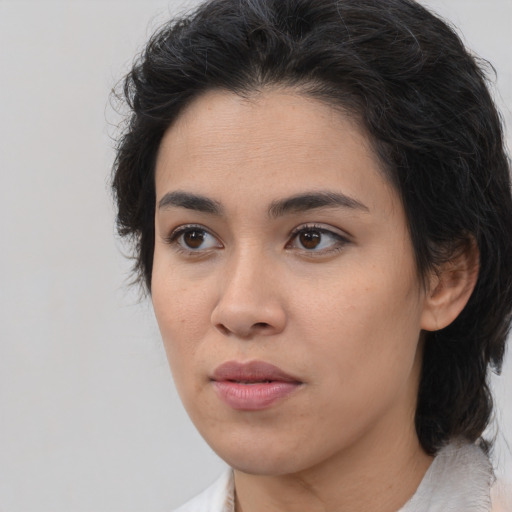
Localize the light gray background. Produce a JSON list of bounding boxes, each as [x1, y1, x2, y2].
[[1, 0, 511, 510]]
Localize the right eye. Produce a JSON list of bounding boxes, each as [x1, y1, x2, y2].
[[167, 225, 223, 253]]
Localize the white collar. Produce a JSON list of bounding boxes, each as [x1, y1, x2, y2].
[[174, 440, 494, 512], [399, 440, 493, 512]]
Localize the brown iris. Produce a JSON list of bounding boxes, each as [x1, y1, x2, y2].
[[183, 230, 205, 249], [299, 230, 321, 249]]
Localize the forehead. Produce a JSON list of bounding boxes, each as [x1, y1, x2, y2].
[[155, 88, 396, 215]]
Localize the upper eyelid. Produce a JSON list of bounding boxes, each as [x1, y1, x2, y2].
[[165, 225, 223, 253], [285, 224, 351, 255], [163, 224, 220, 247], [290, 223, 351, 240], [168, 223, 217, 239]]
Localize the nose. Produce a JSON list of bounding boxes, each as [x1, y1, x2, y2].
[[210, 251, 287, 339]]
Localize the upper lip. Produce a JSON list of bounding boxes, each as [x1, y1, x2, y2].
[[211, 360, 302, 383]]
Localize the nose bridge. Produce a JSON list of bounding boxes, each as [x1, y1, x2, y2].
[[211, 243, 286, 337], [226, 243, 266, 294]]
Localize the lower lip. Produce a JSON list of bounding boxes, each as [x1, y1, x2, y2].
[[212, 381, 301, 410]]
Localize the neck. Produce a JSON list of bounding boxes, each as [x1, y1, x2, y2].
[[234, 413, 432, 512]]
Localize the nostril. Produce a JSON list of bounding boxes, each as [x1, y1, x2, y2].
[[215, 324, 231, 336], [254, 322, 271, 329]]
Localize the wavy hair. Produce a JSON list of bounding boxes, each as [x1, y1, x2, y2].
[[112, 0, 512, 454]]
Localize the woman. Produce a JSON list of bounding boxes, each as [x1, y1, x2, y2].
[[112, 0, 512, 510]]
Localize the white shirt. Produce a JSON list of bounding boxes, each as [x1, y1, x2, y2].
[[173, 441, 504, 512]]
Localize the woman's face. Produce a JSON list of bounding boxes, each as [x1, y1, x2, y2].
[[152, 89, 430, 475]]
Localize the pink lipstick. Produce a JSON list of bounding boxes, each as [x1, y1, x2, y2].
[[211, 360, 302, 410]]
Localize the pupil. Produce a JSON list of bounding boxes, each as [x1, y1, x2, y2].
[[300, 231, 321, 249], [184, 230, 204, 248]]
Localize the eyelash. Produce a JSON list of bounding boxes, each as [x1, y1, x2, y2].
[[165, 224, 222, 256], [287, 224, 350, 255], [165, 223, 350, 256]]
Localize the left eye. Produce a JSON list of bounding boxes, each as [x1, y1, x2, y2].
[[287, 226, 347, 252]]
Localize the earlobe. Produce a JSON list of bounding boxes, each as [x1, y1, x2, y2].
[[420, 239, 479, 332]]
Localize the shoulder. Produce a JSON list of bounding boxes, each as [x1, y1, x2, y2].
[[172, 469, 235, 512]]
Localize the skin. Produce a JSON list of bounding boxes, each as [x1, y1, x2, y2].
[[151, 89, 475, 512]]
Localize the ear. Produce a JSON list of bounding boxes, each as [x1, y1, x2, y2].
[[420, 239, 479, 332]]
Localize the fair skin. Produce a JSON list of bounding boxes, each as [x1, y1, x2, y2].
[[151, 89, 476, 512]]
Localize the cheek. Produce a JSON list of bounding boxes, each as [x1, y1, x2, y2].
[[151, 269, 214, 377], [291, 258, 423, 391]]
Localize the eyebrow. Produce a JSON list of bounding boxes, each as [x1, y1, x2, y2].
[[157, 190, 369, 217], [268, 191, 369, 218], [158, 191, 223, 215]]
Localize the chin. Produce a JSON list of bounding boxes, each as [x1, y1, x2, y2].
[[202, 428, 326, 476], [220, 450, 302, 476]]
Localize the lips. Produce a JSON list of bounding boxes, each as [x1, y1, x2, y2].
[[211, 360, 302, 410]]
